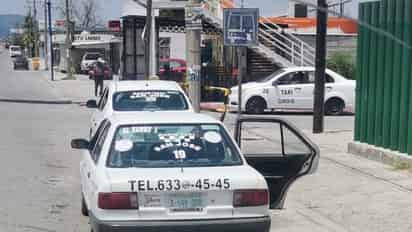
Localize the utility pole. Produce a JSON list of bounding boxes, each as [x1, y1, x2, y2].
[[65, 0, 73, 79], [339, 0, 344, 17], [313, 0, 328, 133], [149, 8, 157, 78], [43, 0, 48, 70], [186, 0, 202, 112], [33, 0, 39, 57], [145, 0, 153, 80], [237, 47, 246, 119], [237, 0, 245, 119], [47, 0, 54, 81]]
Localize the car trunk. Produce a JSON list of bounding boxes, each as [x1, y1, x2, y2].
[[104, 165, 266, 220]]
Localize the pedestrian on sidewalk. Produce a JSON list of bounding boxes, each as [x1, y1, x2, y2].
[[92, 58, 105, 97]]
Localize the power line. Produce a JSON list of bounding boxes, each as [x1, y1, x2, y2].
[[292, 0, 412, 51]]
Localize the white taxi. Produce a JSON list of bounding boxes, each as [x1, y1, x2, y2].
[[86, 80, 193, 137], [229, 67, 356, 115], [71, 112, 319, 232]]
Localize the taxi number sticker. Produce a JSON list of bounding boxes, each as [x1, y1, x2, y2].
[[129, 179, 231, 192]]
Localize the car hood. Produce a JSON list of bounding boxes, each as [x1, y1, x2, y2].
[[231, 82, 266, 93]]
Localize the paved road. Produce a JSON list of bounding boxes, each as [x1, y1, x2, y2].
[[1, 48, 411, 232]]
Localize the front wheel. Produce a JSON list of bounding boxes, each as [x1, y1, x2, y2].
[[246, 97, 266, 114], [325, 98, 345, 115]]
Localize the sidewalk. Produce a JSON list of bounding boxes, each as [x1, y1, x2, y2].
[[40, 70, 96, 103]]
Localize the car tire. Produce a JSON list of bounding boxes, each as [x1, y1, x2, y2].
[[325, 98, 345, 115], [81, 195, 89, 216], [246, 97, 267, 114]]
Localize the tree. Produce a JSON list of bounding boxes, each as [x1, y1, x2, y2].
[[327, 51, 356, 80], [73, 0, 101, 29], [21, 12, 39, 57], [57, 0, 102, 29]]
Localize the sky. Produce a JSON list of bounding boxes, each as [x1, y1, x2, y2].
[[1, 0, 358, 20]]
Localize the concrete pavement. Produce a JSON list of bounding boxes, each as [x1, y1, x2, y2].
[[1, 47, 412, 231]]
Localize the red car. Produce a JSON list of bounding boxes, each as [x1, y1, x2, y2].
[[159, 58, 187, 81], [88, 62, 113, 80]]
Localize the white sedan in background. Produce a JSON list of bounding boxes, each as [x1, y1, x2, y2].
[[86, 80, 193, 137], [229, 67, 356, 115], [71, 112, 319, 232]]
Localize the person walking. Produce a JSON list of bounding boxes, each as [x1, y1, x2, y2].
[[93, 58, 105, 97]]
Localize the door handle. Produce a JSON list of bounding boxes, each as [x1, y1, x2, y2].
[[294, 87, 302, 90], [326, 86, 332, 90], [87, 172, 91, 179]]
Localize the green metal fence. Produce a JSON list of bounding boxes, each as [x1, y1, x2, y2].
[[355, 0, 412, 155]]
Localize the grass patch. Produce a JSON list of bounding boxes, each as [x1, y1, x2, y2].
[[392, 160, 411, 171]]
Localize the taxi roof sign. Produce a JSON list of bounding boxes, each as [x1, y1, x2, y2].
[[223, 8, 259, 47]]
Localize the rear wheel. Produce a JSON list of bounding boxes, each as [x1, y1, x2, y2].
[[81, 196, 89, 216], [246, 97, 267, 114], [325, 98, 345, 115]]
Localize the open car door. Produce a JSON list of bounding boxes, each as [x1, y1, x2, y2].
[[234, 116, 319, 209]]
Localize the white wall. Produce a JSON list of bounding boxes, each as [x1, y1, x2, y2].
[[160, 32, 186, 60]]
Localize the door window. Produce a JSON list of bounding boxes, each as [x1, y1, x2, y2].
[[89, 120, 108, 153], [92, 121, 111, 163], [276, 71, 310, 85], [308, 72, 335, 83], [234, 118, 318, 209]]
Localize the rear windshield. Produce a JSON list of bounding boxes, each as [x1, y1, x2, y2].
[[85, 53, 100, 60], [11, 47, 21, 51], [107, 124, 242, 168], [113, 90, 189, 111]]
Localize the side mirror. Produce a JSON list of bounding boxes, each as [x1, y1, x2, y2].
[[86, 100, 98, 108], [71, 139, 90, 149], [272, 81, 278, 87]]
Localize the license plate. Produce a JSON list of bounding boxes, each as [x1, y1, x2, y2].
[[168, 193, 204, 212]]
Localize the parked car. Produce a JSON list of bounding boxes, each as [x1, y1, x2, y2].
[[159, 58, 187, 82], [81, 52, 102, 73], [88, 61, 113, 80], [229, 67, 356, 115], [71, 112, 319, 232], [9, 45, 22, 57], [86, 80, 193, 138], [13, 56, 29, 70]]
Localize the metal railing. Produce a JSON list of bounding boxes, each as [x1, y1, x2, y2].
[[201, 3, 316, 67], [258, 16, 316, 66]]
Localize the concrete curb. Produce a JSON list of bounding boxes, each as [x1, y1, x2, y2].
[[348, 141, 412, 168], [0, 98, 81, 105]]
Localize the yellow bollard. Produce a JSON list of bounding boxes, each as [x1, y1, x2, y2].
[[31, 57, 41, 71]]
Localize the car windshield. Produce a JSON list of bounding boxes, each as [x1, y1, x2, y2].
[[11, 47, 20, 51], [256, 69, 286, 83], [85, 54, 100, 60], [107, 124, 242, 168], [112, 90, 189, 111]]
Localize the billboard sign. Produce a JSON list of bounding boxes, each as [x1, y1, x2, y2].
[[223, 8, 259, 47], [108, 20, 121, 32]]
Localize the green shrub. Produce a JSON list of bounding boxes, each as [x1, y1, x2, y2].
[[327, 52, 356, 80]]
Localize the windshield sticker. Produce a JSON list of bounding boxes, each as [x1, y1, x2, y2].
[[173, 150, 187, 159], [122, 127, 153, 135], [204, 131, 222, 144], [115, 139, 133, 152], [129, 92, 171, 102], [153, 133, 202, 152]]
